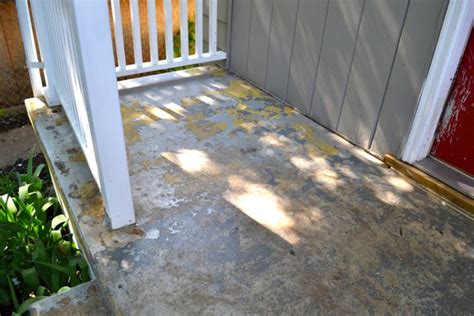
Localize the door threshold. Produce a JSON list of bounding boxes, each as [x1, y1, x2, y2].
[[383, 154, 473, 218], [415, 156, 473, 198]]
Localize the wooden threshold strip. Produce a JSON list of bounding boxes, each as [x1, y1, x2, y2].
[[384, 154, 474, 218]]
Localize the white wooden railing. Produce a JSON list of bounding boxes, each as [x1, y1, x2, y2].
[[16, 0, 135, 229], [16, 0, 227, 229], [111, 0, 226, 77]]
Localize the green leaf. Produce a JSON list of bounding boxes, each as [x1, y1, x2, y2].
[[16, 296, 47, 315], [50, 230, 62, 243], [36, 285, 46, 297], [33, 164, 45, 178], [51, 214, 67, 229], [33, 260, 74, 276], [21, 267, 40, 290], [51, 252, 60, 293], [18, 184, 30, 202], [7, 275, 19, 312], [5, 196, 17, 220], [41, 200, 57, 212], [57, 286, 70, 294]]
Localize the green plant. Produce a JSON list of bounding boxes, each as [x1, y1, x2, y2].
[[173, 21, 196, 70], [0, 108, 6, 119], [0, 173, 16, 198], [0, 155, 89, 315]]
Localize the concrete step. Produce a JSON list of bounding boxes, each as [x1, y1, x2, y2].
[[29, 281, 110, 316]]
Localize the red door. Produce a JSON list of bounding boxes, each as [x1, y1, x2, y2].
[[431, 28, 474, 176]]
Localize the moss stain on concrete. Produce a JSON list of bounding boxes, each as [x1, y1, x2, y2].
[[221, 79, 269, 100], [291, 123, 339, 156], [183, 112, 227, 140]]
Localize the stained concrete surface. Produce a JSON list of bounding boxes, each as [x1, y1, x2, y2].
[[27, 66, 474, 314], [29, 281, 110, 316]]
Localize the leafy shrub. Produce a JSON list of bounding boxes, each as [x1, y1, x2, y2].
[[0, 173, 16, 198], [0, 156, 89, 315]]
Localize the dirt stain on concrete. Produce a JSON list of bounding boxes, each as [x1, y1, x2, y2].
[[69, 181, 104, 221]]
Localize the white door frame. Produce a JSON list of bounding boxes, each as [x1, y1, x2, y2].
[[402, 0, 473, 164]]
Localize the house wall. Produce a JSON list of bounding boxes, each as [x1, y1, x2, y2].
[[229, 0, 448, 157], [203, 0, 229, 52]]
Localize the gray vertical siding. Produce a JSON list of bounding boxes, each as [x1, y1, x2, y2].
[[287, 0, 328, 114], [371, 0, 449, 155], [247, 0, 274, 87], [337, 0, 409, 148], [310, 0, 364, 130], [229, 0, 251, 78], [265, 0, 299, 99], [229, 0, 447, 157]]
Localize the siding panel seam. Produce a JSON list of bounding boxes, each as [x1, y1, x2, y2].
[[335, 0, 366, 131], [284, 0, 300, 100], [308, 0, 330, 115], [263, 0, 276, 90], [245, 0, 254, 76], [368, 0, 411, 149]]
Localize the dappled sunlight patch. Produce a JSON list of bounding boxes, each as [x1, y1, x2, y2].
[[290, 155, 329, 171], [386, 176, 414, 192], [259, 133, 292, 147], [162, 149, 220, 175], [162, 102, 187, 117], [204, 87, 233, 102], [289, 155, 343, 189], [224, 175, 299, 244], [145, 105, 177, 121], [196, 95, 218, 105], [374, 189, 401, 205], [313, 168, 344, 190]]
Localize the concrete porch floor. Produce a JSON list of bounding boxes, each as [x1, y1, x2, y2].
[[27, 66, 473, 314]]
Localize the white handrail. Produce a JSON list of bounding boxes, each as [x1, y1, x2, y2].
[[18, 0, 135, 229], [110, 0, 226, 77]]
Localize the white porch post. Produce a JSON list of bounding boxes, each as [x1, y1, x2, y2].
[[28, 0, 60, 106], [70, 0, 135, 229]]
